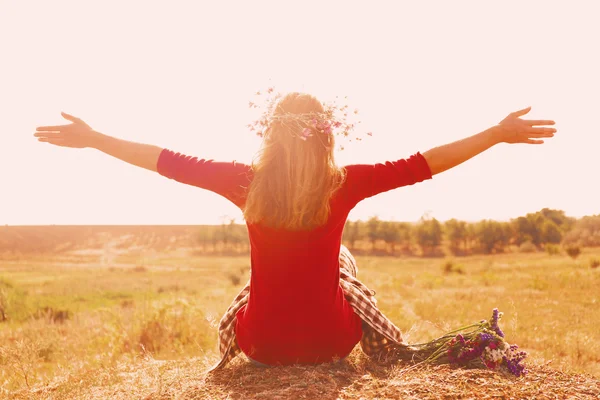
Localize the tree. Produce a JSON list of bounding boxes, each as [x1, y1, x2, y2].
[[396, 222, 413, 253], [476, 220, 510, 254], [541, 220, 562, 244], [539, 208, 575, 232], [511, 215, 541, 247], [414, 216, 443, 256], [366, 217, 382, 251], [343, 220, 362, 250], [511, 209, 574, 248], [380, 221, 400, 253], [465, 223, 478, 252], [563, 214, 600, 247], [445, 219, 468, 254]]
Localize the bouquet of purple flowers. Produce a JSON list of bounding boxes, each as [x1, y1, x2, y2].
[[400, 309, 527, 377]]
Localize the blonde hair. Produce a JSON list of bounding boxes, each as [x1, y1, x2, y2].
[[243, 93, 346, 230]]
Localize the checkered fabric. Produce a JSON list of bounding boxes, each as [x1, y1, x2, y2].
[[208, 245, 412, 372]]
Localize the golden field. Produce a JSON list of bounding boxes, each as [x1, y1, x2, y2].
[[0, 228, 599, 399]]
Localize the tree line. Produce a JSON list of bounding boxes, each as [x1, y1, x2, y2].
[[199, 209, 600, 256], [3, 209, 596, 257]]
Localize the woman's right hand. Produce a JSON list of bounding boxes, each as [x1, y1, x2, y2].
[[34, 112, 99, 149], [495, 107, 556, 145]]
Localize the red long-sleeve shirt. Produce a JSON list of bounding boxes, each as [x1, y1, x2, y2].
[[157, 149, 432, 365]]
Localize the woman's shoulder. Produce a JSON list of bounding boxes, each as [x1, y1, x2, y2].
[[338, 163, 373, 184]]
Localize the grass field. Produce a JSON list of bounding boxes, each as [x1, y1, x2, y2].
[[1, 247, 599, 398]]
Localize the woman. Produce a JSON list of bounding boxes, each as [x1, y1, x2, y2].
[[34, 93, 556, 368]]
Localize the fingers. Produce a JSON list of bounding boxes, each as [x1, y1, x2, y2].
[[36, 124, 70, 132], [34, 132, 63, 138], [524, 119, 555, 126], [527, 133, 555, 139], [61, 111, 81, 123], [524, 139, 544, 145], [527, 127, 556, 135], [523, 128, 554, 140], [527, 133, 554, 139], [511, 107, 532, 118]]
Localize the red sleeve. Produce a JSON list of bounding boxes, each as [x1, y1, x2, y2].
[[342, 152, 432, 207], [156, 149, 252, 208]]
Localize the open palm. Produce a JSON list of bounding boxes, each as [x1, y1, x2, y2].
[[34, 112, 96, 148], [497, 107, 556, 145]]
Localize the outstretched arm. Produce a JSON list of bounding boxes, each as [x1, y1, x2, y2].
[[422, 107, 556, 176], [35, 112, 252, 207], [34, 112, 162, 171]]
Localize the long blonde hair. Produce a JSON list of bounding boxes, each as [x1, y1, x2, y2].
[[243, 93, 345, 230]]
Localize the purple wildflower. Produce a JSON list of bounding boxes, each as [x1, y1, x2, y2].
[[490, 308, 505, 338], [479, 333, 494, 344], [491, 309, 500, 325], [500, 342, 528, 377], [493, 326, 505, 338], [503, 355, 527, 377]]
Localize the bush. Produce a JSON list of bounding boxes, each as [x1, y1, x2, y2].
[[519, 241, 538, 253], [0, 281, 9, 322], [545, 244, 561, 256], [590, 258, 600, 269], [227, 272, 241, 286], [34, 307, 70, 323], [134, 299, 211, 355], [442, 260, 465, 275], [562, 215, 600, 247], [0, 279, 28, 323], [564, 245, 581, 259]]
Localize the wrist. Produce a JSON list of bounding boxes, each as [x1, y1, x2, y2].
[[88, 131, 108, 150], [484, 126, 504, 145]]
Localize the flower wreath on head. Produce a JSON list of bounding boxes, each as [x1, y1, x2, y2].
[[247, 87, 372, 150]]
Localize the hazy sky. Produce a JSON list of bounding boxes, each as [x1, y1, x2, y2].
[[1, 1, 598, 225]]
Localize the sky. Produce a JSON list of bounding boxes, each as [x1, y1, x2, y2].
[[0, 1, 598, 225]]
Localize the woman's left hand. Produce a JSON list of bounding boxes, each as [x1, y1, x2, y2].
[[34, 112, 98, 148]]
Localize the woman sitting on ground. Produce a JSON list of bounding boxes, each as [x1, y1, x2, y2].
[[35, 93, 555, 367]]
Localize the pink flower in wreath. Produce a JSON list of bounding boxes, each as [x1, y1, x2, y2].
[[300, 127, 313, 141]]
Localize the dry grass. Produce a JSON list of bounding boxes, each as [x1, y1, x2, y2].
[[1, 244, 600, 398], [8, 353, 600, 399]]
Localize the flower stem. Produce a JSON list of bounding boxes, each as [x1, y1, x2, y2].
[[410, 323, 483, 347]]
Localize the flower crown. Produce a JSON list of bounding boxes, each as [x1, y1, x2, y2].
[[247, 88, 372, 150]]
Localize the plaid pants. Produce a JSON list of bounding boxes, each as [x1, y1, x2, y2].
[[209, 245, 413, 372]]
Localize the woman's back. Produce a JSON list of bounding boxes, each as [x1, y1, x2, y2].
[[156, 148, 433, 364]]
